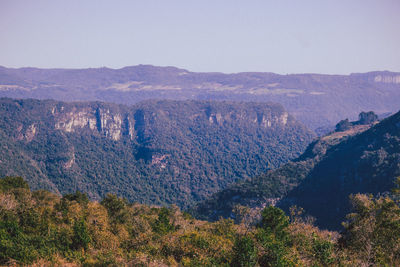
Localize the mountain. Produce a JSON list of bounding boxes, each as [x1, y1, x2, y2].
[[193, 111, 400, 229], [0, 98, 314, 208], [1, 65, 400, 130]]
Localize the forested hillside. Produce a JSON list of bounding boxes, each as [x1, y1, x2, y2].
[[194, 111, 400, 229], [1, 176, 399, 266], [0, 98, 314, 208], [1, 65, 400, 130]]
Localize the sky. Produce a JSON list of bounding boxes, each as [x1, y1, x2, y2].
[[1, 0, 399, 74]]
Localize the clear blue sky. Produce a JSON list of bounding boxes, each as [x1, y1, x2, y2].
[[1, 0, 399, 74]]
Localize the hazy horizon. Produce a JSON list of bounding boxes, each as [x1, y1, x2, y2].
[[1, 63, 399, 76], [1, 0, 400, 75]]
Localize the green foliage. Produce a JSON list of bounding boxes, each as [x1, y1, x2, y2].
[[0, 98, 314, 209], [0, 176, 29, 192], [260, 206, 289, 239], [72, 218, 91, 250], [392, 176, 400, 196], [100, 193, 128, 224], [152, 207, 174, 235], [341, 194, 400, 265], [196, 110, 400, 230], [231, 235, 257, 267], [0, 219, 38, 264], [257, 231, 295, 267], [64, 191, 89, 205], [256, 207, 294, 267], [311, 235, 335, 265], [1, 176, 399, 266]]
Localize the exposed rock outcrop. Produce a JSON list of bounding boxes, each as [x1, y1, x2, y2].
[[374, 75, 400, 84]]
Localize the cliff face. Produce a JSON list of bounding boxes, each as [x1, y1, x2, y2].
[[54, 107, 127, 141], [42, 100, 291, 143], [0, 98, 315, 207], [1, 66, 400, 131], [374, 74, 400, 84]]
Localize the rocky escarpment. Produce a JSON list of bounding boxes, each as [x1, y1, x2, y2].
[[49, 100, 291, 143], [374, 74, 400, 84], [0, 98, 314, 207], [1, 66, 400, 131], [54, 106, 127, 141]]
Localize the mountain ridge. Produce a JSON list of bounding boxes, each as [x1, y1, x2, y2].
[[1, 65, 400, 130], [193, 111, 400, 229]]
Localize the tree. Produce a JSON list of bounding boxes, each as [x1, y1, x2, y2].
[[63, 191, 89, 205], [72, 218, 91, 250], [392, 176, 400, 197], [335, 119, 352, 132], [100, 193, 128, 224], [257, 207, 295, 267], [341, 194, 400, 265], [152, 207, 174, 235], [358, 111, 378, 125], [0, 176, 29, 192], [231, 235, 257, 267], [260, 206, 289, 238]]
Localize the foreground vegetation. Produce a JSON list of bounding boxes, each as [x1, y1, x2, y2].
[[1, 176, 399, 266]]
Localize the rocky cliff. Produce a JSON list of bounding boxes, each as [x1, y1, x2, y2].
[[18, 100, 292, 144], [0, 98, 314, 207], [1, 65, 400, 131]]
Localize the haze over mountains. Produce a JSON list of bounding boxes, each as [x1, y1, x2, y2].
[[1, 64, 400, 230], [1, 65, 400, 131], [0, 98, 314, 208]]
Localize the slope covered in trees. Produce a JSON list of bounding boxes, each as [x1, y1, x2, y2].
[[1, 176, 399, 266], [0, 98, 314, 208], [1, 65, 399, 130], [194, 111, 400, 229]]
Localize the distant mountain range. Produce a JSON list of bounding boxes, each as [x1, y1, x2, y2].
[[1, 65, 400, 130], [193, 111, 400, 229], [0, 98, 314, 208]]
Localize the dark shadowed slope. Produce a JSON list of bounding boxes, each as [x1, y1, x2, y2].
[[194, 111, 400, 229]]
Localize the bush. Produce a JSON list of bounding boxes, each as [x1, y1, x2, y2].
[[0, 176, 29, 192], [63, 191, 89, 205], [335, 119, 352, 132], [72, 218, 91, 250], [312, 235, 334, 265], [152, 207, 174, 235], [231, 235, 257, 267], [100, 194, 128, 224], [358, 111, 378, 125], [260, 206, 289, 239]]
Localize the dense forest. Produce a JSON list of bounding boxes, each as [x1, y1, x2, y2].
[[0, 98, 314, 208], [1, 176, 399, 266], [194, 111, 400, 229]]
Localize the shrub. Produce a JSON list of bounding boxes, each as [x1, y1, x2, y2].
[[231, 235, 257, 267]]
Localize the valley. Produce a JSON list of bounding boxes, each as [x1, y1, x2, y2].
[[194, 111, 400, 230], [0, 98, 314, 208], [2, 1, 400, 265]]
